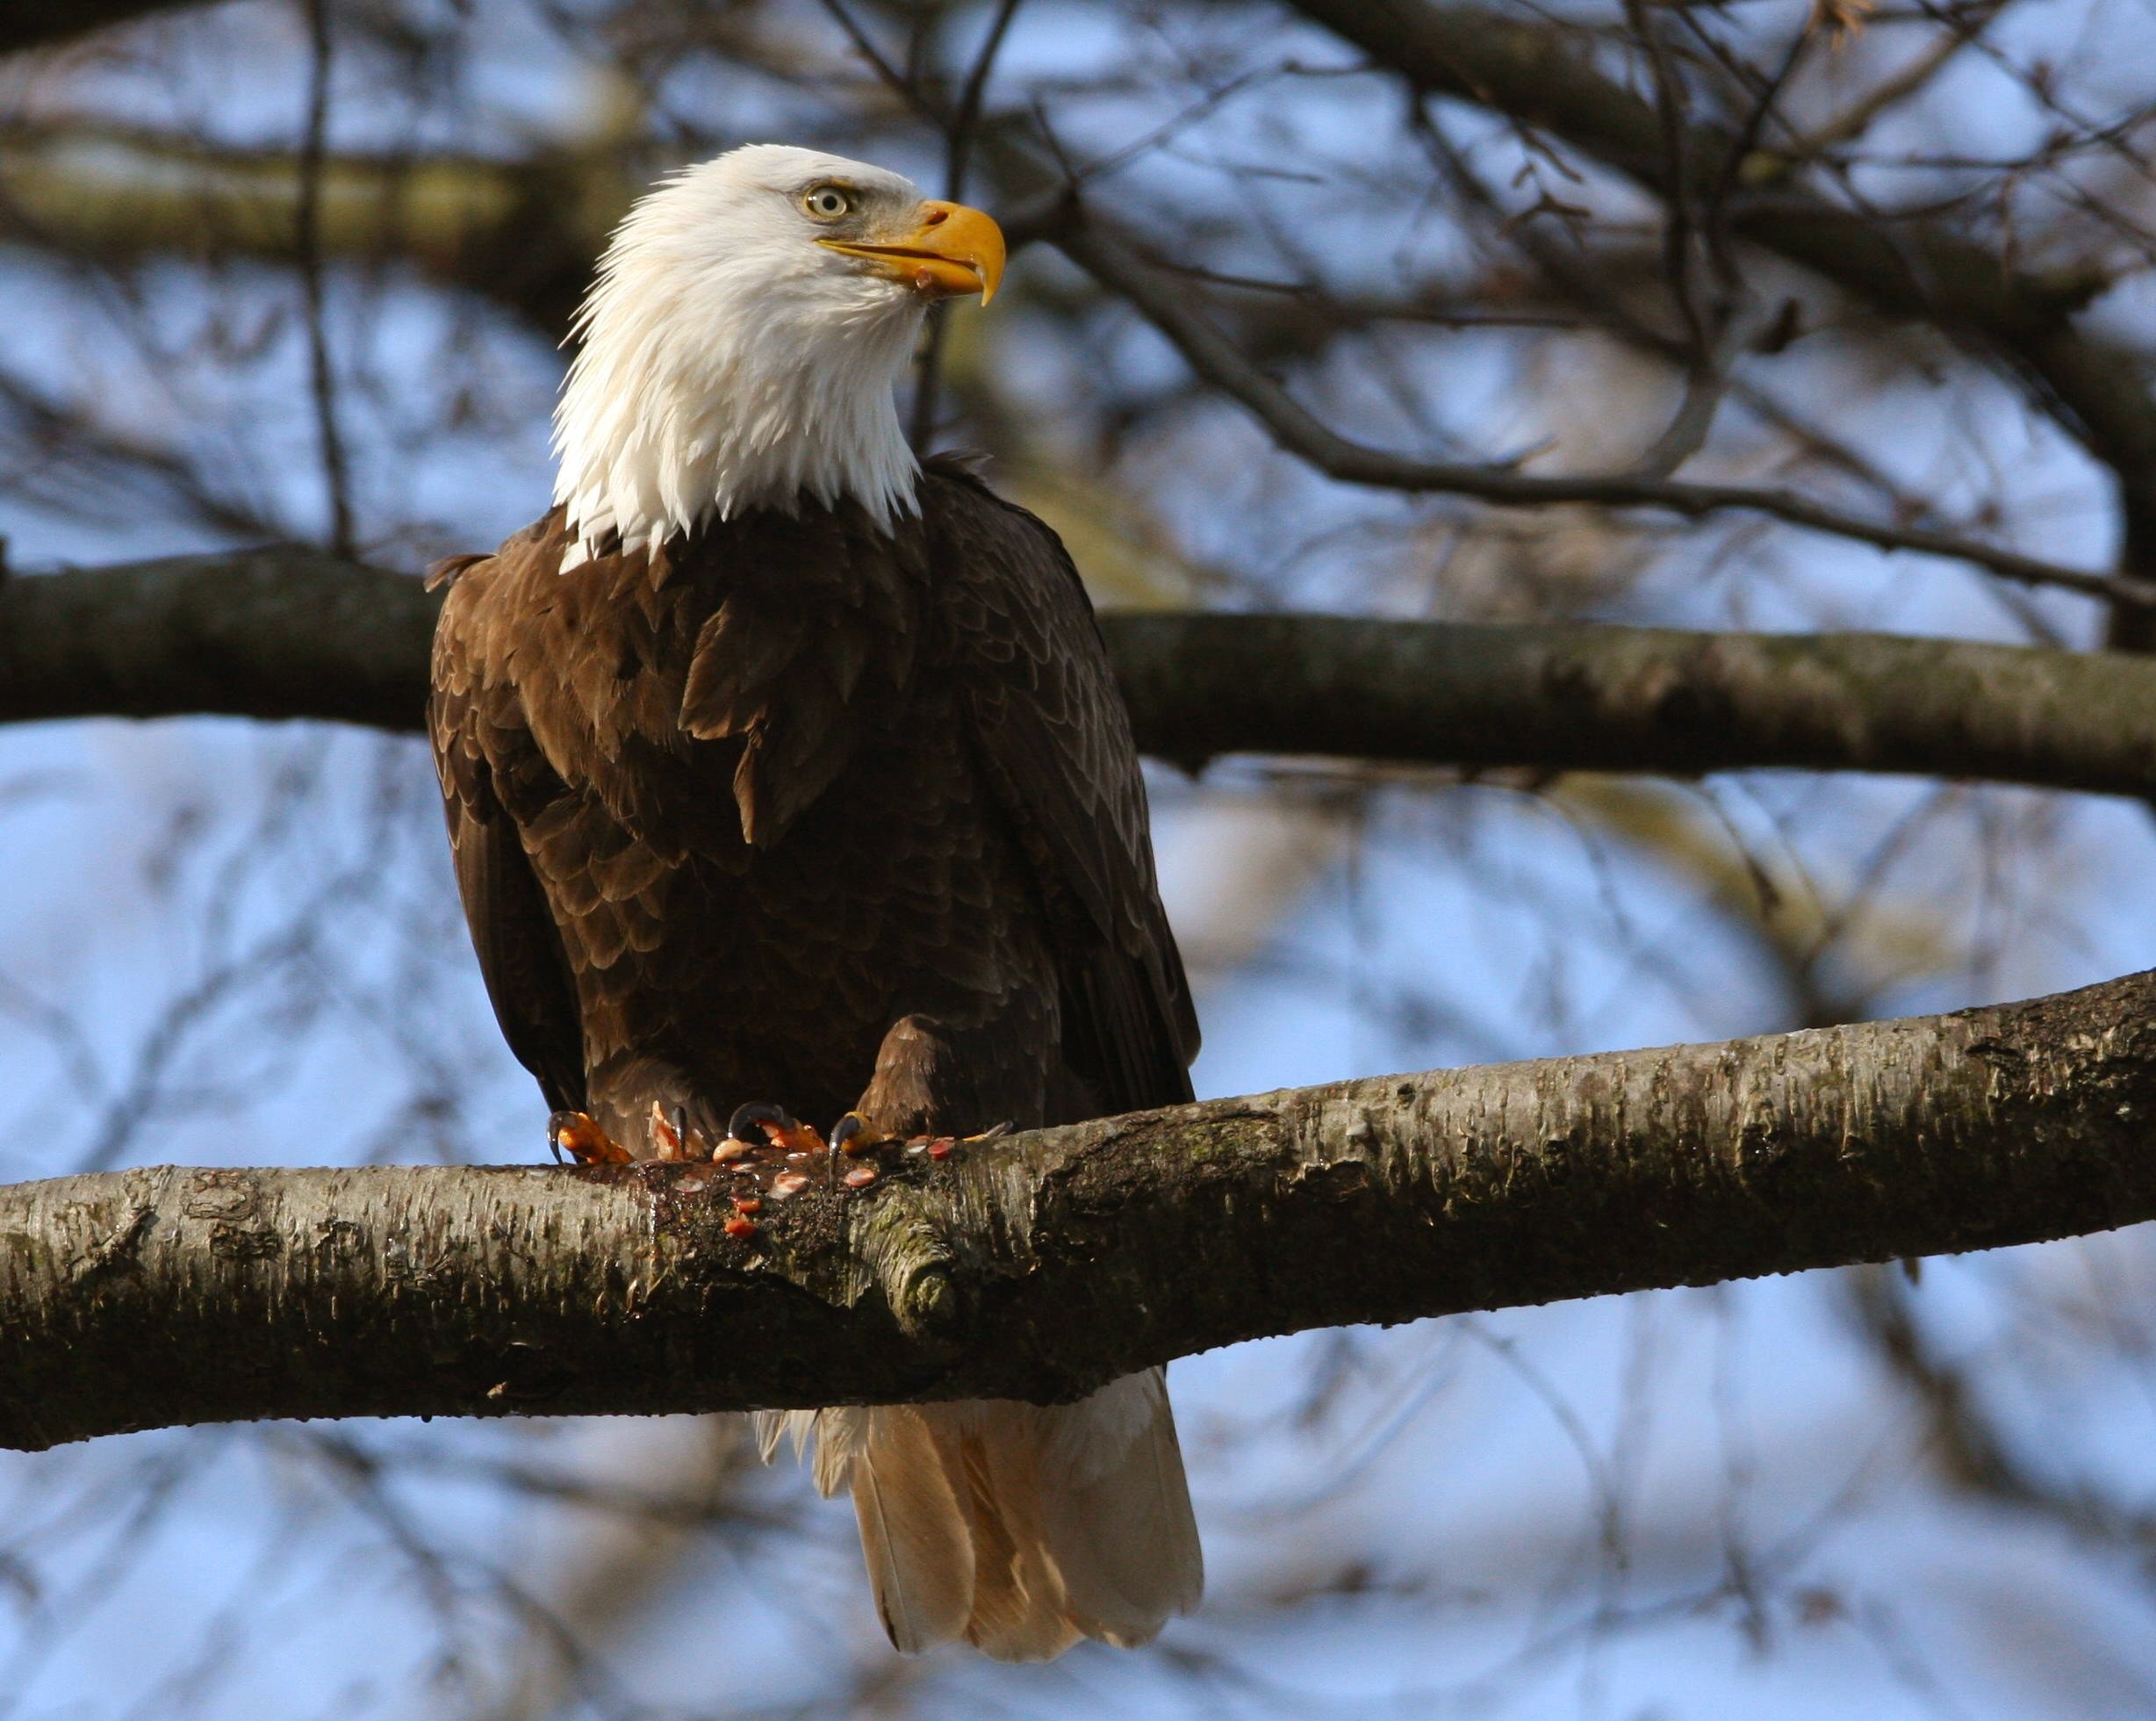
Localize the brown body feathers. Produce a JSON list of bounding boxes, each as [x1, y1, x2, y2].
[[428, 456, 1204, 1657]]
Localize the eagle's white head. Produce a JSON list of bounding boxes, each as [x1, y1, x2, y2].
[[551, 144, 1005, 569]]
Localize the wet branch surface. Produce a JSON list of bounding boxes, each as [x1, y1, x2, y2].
[[4, 969, 2154, 1450], [10, 552, 2156, 797]]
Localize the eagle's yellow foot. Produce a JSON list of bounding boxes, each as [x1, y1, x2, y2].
[[726, 1103, 827, 1157], [548, 1110, 632, 1165]]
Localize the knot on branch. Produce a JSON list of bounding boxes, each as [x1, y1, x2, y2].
[[850, 1188, 963, 1343]]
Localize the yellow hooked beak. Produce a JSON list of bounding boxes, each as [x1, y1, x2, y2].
[[818, 199, 1006, 305]]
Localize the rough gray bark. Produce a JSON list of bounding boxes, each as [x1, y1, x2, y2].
[[10, 554, 2156, 798], [4, 969, 2152, 1451]]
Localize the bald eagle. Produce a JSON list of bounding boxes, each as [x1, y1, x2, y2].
[[428, 145, 1204, 1660]]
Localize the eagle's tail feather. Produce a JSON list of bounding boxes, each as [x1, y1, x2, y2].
[[929, 1403, 1082, 1661], [1032, 1369, 1204, 1646], [758, 1370, 1201, 1661], [843, 1407, 979, 1653]]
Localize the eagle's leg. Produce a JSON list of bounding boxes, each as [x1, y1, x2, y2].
[[846, 1012, 1041, 1155], [547, 1110, 632, 1165]]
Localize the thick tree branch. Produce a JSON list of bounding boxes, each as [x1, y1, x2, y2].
[[4, 969, 2153, 1450], [0, 550, 438, 732], [1110, 611, 2156, 796], [9, 551, 2156, 801]]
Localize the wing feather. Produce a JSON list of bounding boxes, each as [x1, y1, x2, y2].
[[925, 462, 1199, 1115], [429, 568, 587, 1114]]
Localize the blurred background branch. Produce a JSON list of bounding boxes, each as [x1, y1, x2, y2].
[[14, 555, 2156, 801], [0, 0, 222, 55]]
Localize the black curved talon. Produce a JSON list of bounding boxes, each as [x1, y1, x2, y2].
[[829, 1111, 898, 1178], [828, 1112, 863, 1181], [725, 1102, 826, 1157], [728, 1101, 796, 1146]]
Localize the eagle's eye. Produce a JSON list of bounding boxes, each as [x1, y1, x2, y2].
[[802, 184, 854, 221]]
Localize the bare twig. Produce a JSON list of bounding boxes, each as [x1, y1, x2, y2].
[[294, 0, 351, 554], [1786, 1, 2008, 158], [1052, 212, 2149, 608], [910, 0, 1024, 448], [1284, 0, 2156, 579]]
